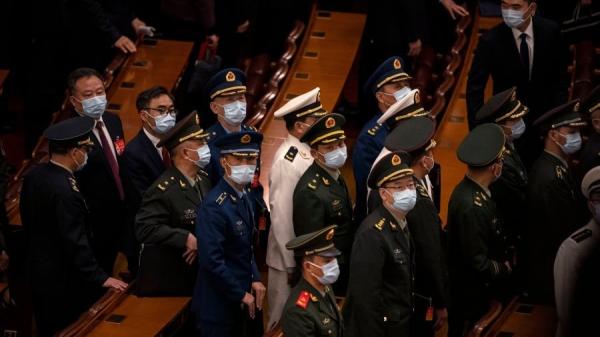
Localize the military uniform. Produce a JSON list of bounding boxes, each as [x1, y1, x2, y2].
[[554, 167, 600, 337], [266, 88, 327, 328], [576, 85, 600, 183], [525, 100, 587, 304], [281, 225, 343, 337], [21, 117, 110, 337], [193, 131, 264, 337], [345, 152, 415, 337], [447, 124, 513, 337]]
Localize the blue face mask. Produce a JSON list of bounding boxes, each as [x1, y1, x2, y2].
[[502, 8, 526, 29], [557, 132, 582, 155], [320, 146, 347, 169], [393, 87, 412, 102], [147, 112, 176, 134], [308, 259, 340, 285], [510, 119, 526, 140], [389, 188, 417, 213], [189, 145, 211, 168], [222, 101, 247, 125], [80, 95, 107, 119], [228, 163, 256, 185]]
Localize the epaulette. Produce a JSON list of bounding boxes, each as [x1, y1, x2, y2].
[[216, 192, 228, 205], [416, 184, 429, 198], [68, 177, 80, 192], [374, 218, 385, 231], [296, 291, 310, 309], [157, 176, 176, 191], [284, 146, 298, 162], [555, 165, 566, 180], [571, 229, 592, 243], [367, 123, 383, 136]]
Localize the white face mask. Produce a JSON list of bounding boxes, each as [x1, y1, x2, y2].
[[221, 101, 247, 125], [382, 87, 411, 103], [502, 8, 527, 29], [188, 145, 211, 168], [388, 188, 417, 213], [320, 145, 347, 169], [509, 119, 526, 140], [79, 95, 107, 119], [146, 112, 176, 134], [227, 163, 256, 185], [72, 148, 88, 171], [556, 132, 582, 155], [308, 259, 340, 285]]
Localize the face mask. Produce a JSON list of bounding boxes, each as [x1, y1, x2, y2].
[[228, 163, 256, 185], [308, 259, 340, 285], [188, 145, 211, 168], [80, 95, 107, 119], [222, 101, 247, 125], [502, 8, 526, 29], [72, 148, 88, 171], [509, 119, 526, 140], [393, 87, 411, 102], [147, 112, 176, 134], [320, 146, 347, 169], [388, 188, 417, 213], [557, 132, 582, 155], [422, 155, 435, 172]]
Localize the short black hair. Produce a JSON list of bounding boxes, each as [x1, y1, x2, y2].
[[136, 86, 174, 112], [67, 67, 104, 95]]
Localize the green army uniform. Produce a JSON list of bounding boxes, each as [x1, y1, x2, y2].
[[281, 225, 344, 337]]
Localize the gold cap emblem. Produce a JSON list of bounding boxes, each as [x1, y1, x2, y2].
[[241, 134, 251, 144], [326, 229, 335, 241], [393, 58, 401, 69], [391, 154, 401, 166], [226, 71, 236, 82], [325, 117, 336, 128]]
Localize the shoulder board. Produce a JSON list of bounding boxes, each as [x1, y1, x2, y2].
[[284, 146, 298, 162], [308, 178, 318, 190], [157, 176, 176, 192], [374, 218, 385, 231], [216, 192, 228, 205], [416, 184, 429, 198], [68, 177, 80, 192], [571, 229, 592, 243], [367, 123, 382, 136], [296, 291, 310, 309]]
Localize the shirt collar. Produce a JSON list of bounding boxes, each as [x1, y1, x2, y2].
[[50, 160, 73, 174], [544, 149, 568, 168], [142, 127, 161, 148]]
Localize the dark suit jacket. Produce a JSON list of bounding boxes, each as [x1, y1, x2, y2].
[[467, 17, 568, 127], [123, 129, 166, 203]]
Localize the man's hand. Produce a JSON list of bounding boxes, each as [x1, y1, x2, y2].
[[252, 282, 266, 310], [182, 233, 197, 265], [114, 36, 137, 53], [0, 250, 9, 272], [433, 307, 448, 331], [242, 292, 256, 319], [102, 277, 128, 292], [440, 0, 469, 20], [408, 39, 422, 57]]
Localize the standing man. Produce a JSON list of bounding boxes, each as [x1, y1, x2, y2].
[[353, 56, 412, 222], [554, 166, 600, 337], [281, 225, 343, 337], [135, 113, 211, 269], [385, 117, 448, 336], [577, 86, 600, 182], [21, 117, 127, 337], [293, 113, 354, 295], [466, 0, 568, 167], [447, 124, 513, 337], [474, 87, 529, 259], [525, 100, 587, 304], [194, 131, 266, 337], [67, 67, 129, 275], [345, 151, 415, 337], [266, 87, 326, 329]]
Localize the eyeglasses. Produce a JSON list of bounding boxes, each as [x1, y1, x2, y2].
[[144, 107, 177, 116]]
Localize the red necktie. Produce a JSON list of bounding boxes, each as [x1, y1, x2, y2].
[[161, 147, 172, 168], [96, 121, 125, 200]]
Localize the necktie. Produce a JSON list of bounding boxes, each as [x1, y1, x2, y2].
[[161, 147, 171, 168], [96, 121, 125, 200], [519, 33, 530, 80]]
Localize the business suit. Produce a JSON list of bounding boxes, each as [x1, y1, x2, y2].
[[21, 163, 109, 337], [75, 112, 129, 274], [123, 129, 166, 201], [466, 17, 568, 166], [193, 178, 262, 337]]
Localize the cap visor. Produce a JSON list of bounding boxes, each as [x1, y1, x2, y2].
[[317, 247, 341, 257]]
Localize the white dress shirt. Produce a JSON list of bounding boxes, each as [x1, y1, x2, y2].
[[143, 127, 164, 159], [92, 117, 118, 159]]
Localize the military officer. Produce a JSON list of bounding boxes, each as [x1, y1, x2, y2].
[[135, 112, 211, 269], [293, 113, 354, 295], [554, 166, 600, 337], [447, 124, 513, 337], [281, 225, 343, 337], [577, 85, 600, 182], [524, 99, 587, 304], [21, 117, 127, 337], [266, 87, 327, 329], [353, 56, 412, 222], [194, 131, 266, 337], [474, 87, 528, 273], [344, 151, 415, 337], [384, 117, 448, 337]]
